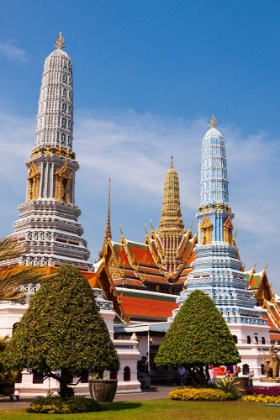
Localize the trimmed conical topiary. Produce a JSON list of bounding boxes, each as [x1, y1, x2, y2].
[[3, 265, 120, 398], [155, 290, 240, 369]]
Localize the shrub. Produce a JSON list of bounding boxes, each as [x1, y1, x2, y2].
[[155, 290, 240, 384], [215, 377, 242, 399], [242, 394, 280, 404], [26, 396, 100, 414], [3, 265, 120, 398], [169, 387, 236, 401], [245, 386, 280, 396]]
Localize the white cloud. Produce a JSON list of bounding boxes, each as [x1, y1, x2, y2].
[[0, 41, 27, 61], [1, 108, 280, 289]]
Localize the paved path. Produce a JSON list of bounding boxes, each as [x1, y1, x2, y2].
[[115, 385, 174, 401], [0, 386, 175, 410]]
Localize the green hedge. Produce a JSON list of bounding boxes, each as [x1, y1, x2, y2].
[[169, 387, 237, 401], [26, 396, 100, 414]]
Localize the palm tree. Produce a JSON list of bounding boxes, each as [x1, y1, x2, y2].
[[0, 237, 54, 301]]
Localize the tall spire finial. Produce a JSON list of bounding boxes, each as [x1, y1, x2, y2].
[[55, 32, 65, 50], [170, 155, 174, 169], [210, 114, 217, 128], [105, 178, 112, 240]]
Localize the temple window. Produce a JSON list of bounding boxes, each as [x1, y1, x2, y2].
[[232, 335, 238, 344], [81, 369, 89, 383], [242, 364, 249, 375], [261, 337, 265, 344], [62, 89, 66, 97], [123, 367, 130, 381], [62, 118, 66, 127], [247, 336, 251, 344], [62, 103, 66, 111], [110, 371, 118, 380], [33, 372, 44, 384]]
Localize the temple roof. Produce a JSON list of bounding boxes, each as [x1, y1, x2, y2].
[[247, 273, 262, 289], [105, 230, 195, 292], [204, 127, 223, 138], [156, 161, 187, 272], [117, 288, 178, 322]]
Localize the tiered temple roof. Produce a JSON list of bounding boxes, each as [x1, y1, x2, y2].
[[172, 117, 267, 327], [10, 33, 92, 270], [116, 288, 178, 323], [100, 228, 196, 295], [246, 267, 280, 341], [95, 166, 196, 321]]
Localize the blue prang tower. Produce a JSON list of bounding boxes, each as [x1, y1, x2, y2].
[[174, 116, 266, 328]]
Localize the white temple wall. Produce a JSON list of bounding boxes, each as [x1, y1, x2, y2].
[[0, 301, 141, 395]]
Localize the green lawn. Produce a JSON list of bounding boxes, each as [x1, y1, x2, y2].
[[0, 399, 280, 420]]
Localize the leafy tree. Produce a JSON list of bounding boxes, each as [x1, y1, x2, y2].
[[154, 290, 241, 384], [0, 335, 19, 382], [0, 237, 54, 301], [3, 265, 120, 398]]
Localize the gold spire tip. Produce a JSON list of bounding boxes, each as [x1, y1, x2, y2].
[[210, 114, 217, 128], [170, 155, 174, 169], [55, 32, 65, 50]]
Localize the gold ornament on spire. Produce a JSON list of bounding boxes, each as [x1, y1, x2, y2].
[[170, 155, 174, 169], [55, 32, 65, 50], [210, 114, 218, 128], [105, 178, 112, 240]]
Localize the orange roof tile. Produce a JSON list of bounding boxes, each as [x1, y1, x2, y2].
[[114, 245, 130, 266], [144, 274, 169, 284], [87, 272, 99, 288], [141, 266, 163, 274], [125, 279, 146, 287], [113, 279, 124, 285], [269, 305, 280, 321], [262, 313, 278, 329], [123, 269, 138, 278], [121, 295, 177, 319], [270, 333, 280, 340], [128, 243, 156, 266]]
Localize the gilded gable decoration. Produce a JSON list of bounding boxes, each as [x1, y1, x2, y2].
[[200, 215, 213, 245], [54, 163, 73, 203], [223, 216, 234, 244], [27, 162, 40, 201]]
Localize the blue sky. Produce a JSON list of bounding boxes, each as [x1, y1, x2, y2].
[[1, 1, 280, 290]]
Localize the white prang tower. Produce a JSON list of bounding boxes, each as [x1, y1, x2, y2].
[[12, 33, 92, 270]]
